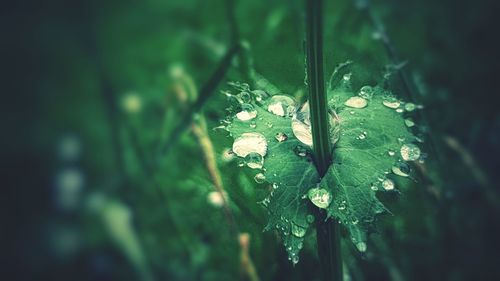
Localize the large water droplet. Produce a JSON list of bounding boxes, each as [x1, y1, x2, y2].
[[254, 173, 266, 183], [307, 187, 332, 209], [345, 96, 368, 108], [291, 102, 313, 146], [400, 143, 421, 161], [245, 152, 263, 169], [358, 86, 374, 99], [291, 223, 307, 238], [275, 132, 288, 142], [392, 162, 411, 177], [267, 95, 296, 117], [382, 179, 395, 191], [232, 132, 268, 158]]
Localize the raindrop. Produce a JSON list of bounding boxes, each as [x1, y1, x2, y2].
[[245, 152, 263, 169], [338, 200, 346, 210], [232, 132, 268, 157], [396, 108, 404, 113], [254, 173, 266, 183], [249, 121, 257, 128], [370, 185, 378, 191], [392, 162, 411, 177], [356, 242, 367, 252], [345, 96, 368, 108], [267, 95, 296, 117], [382, 179, 395, 191], [307, 187, 332, 209], [275, 132, 288, 142], [207, 191, 227, 207], [357, 132, 367, 140], [292, 102, 313, 146], [388, 150, 395, 156], [294, 145, 308, 157], [382, 98, 401, 109], [236, 104, 257, 121], [272, 183, 279, 189], [239, 91, 252, 103], [404, 102, 416, 112], [405, 118, 415, 127], [291, 223, 307, 238], [252, 90, 269, 103], [400, 143, 421, 161], [351, 218, 359, 225], [266, 122, 273, 128], [291, 255, 299, 265], [358, 86, 374, 99]]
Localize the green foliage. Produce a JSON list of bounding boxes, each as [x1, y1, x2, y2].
[[224, 65, 420, 262]]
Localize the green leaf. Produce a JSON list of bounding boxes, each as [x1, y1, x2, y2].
[[322, 83, 416, 251], [222, 68, 421, 261], [226, 95, 319, 264]]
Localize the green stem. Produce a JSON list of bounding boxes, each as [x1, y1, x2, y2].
[[305, 0, 343, 280]]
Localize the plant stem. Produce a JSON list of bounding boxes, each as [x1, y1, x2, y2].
[[305, 0, 343, 280]]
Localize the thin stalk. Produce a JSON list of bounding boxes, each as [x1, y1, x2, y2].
[[305, 0, 343, 281]]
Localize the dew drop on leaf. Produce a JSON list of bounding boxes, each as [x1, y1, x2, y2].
[[382, 179, 395, 191], [400, 143, 421, 161], [254, 173, 266, 183], [404, 102, 416, 112], [307, 187, 332, 209], [358, 85, 374, 99], [388, 150, 395, 156], [235, 103, 257, 121], [292, 102, 313, 146], [245, 152, 264, 169], [382, 98, 401, 109], [405, 118, 415, 127], [291, 223, 307, 238], [232, 132, 268, 157], [392, 162, 411, 177], [267, 95, 296, 117], [252, 89, 269, 103], [294, 145, 308, 157], [344, 96, 368, 108], [356, 242, 367, 252], [275, 132, 288, 142]]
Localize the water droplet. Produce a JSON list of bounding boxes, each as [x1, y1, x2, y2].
[[291, 255, 299, 265], [292, 102, 313, 146], [343, 73, 352, 81], [370, 185, 378, 191], [356, 242, 367, 252], [236, 103, 257, 121], [254, 173, 266, 183], [338, 200, 346, 210], [351, 218, 359, 225], [245, 152, 263, 169], [291, 223, 307, 238], [249, 121, 257, 128], [345, 96, 368, 108], [266, 122, 273, 128], [232, 132, 268, 158], [382, 98, 401, 109], [239, 91, 252, 103], [404, 102, 416, 112], [392, 162, 411, 177], [358, 132, 367, 140], [382, 179, 395, 191], [396, 108, 404, 113], [400, 143, 421, 161], [272, 183, 279, 189], [307, 187, 332, 209], [294, 145, 308, 157], [267, 95, 296, 117], [388, 150, 395, 156], [275, 132, 288, 142], [405, 118, 415, 127], [252, 90, 269, 103], [358, 86, 374, 99]]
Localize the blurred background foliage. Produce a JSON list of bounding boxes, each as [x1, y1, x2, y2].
[[3, 0, 500, 280]]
